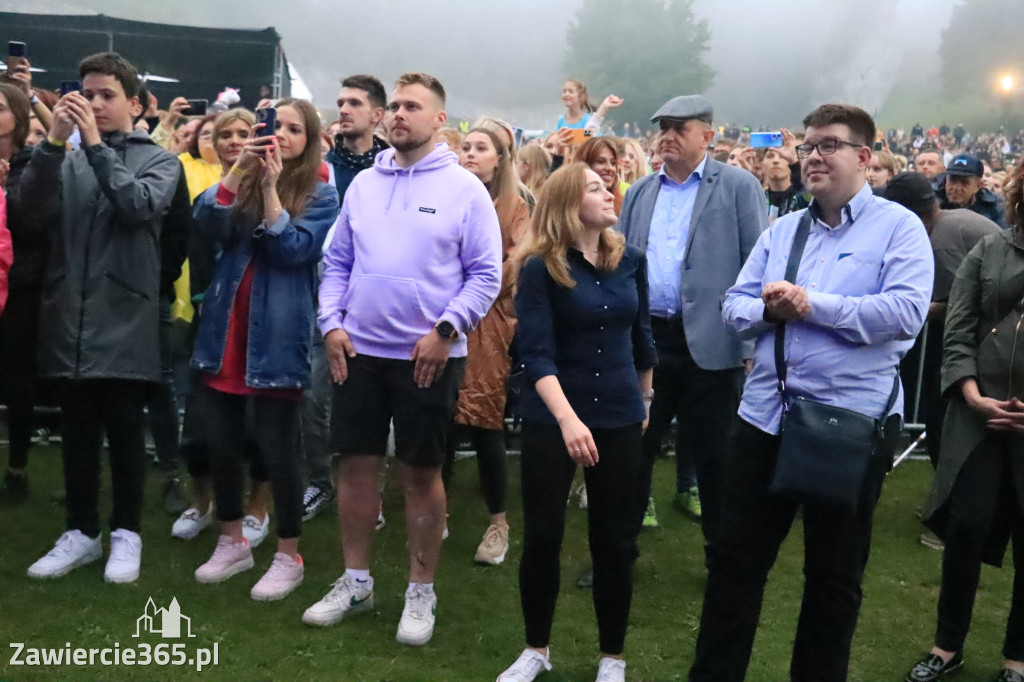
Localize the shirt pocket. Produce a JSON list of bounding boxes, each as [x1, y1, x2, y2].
[[823, 252, 884, 297]]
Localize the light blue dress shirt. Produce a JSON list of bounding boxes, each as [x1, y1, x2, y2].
[[647, 155, 707, 317], [723, 183, 934, 434]]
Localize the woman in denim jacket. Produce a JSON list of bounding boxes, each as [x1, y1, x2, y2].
[[189, 98, 339, 602]]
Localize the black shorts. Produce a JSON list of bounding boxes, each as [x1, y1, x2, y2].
[[331, 354, 465, 467]]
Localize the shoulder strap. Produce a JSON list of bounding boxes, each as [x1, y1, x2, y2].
[[775, 210, 814, 393]]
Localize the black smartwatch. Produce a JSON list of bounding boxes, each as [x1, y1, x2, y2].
[[434, 320, 458, 341]]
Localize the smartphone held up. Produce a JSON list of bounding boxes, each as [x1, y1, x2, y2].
[[255, 107, 277, 146]]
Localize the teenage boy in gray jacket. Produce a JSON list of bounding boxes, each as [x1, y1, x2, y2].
[[22, 52, 180, 584]]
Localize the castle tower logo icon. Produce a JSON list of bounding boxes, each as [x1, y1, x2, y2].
[[133, 597, 196, 639]]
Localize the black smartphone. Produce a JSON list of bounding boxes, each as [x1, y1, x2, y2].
[[7, 41, 26, 58], [873, 141, 884, 152], [60, 80, 82, 96], [184, 99, 208, 116], [255, 107, 277, 144]]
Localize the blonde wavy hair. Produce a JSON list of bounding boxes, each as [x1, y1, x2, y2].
[[513, 162, 625, 289]]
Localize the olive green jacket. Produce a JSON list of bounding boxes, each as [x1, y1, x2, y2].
[[924, 229, 1024, 566]]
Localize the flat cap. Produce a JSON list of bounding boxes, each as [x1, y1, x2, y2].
[[651, 95, 713, 124]]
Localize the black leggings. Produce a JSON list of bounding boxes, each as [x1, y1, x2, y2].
[[180, 372, 267, 482], [443, 424, 507, 515], [61, 379, 149, 537], [519, 419, 643, 655], [203, 386, 303, 539], [935, 432, 1024, 660], [0, 288, 40, 471]]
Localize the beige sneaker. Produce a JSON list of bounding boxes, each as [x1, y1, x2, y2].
[[474, 522, 509, 565]]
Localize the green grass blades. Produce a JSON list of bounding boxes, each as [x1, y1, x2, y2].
[[0, 448, 1015, 681]]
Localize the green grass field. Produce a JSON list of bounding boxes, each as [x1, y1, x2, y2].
[[0, 447, 1017, 681]]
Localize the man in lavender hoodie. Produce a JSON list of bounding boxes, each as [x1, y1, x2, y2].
[[304, 72, 502, 646]]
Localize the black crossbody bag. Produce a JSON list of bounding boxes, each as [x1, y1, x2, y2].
[[770, 210, 900, 515]]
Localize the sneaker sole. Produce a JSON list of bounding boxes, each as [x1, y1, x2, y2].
[[195, 555, 255, 583], [396, 626, 434, 646], [251, 575, 303, 602], [301, 595, 375, 626], [104, 567, 140, 584], [27, 549, 102, 579], [474, 548, 508, 565], [171, 523, 210, 541]]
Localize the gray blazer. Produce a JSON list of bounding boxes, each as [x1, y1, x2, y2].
[[618, 157, 767, 370]]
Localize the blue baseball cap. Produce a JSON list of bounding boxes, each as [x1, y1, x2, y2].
[[945, 153, 983, 177]]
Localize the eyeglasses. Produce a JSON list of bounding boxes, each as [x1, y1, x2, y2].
[[795, 138, 863, 159]]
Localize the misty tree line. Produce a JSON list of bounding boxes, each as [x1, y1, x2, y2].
[[568, 0, 1024, 130]]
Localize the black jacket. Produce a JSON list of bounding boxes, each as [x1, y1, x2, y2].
[[3, 147, 48, 292]]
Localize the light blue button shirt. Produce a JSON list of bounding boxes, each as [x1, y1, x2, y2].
[[647, 155, 706, 317], [722, 183, 934, 434]]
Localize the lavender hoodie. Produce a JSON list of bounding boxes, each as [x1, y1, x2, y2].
[[318, 143, 502, 359]]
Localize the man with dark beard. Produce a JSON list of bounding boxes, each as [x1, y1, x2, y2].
[[301, 74, 390, 522]]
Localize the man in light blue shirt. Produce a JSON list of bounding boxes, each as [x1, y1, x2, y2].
[[689, 104, 933, 682]]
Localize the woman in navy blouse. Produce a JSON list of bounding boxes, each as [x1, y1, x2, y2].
[[497, 163, 657, 682]]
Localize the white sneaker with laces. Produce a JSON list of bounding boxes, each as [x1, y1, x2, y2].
[[301, 573, 375, 626], [241, 513, 270, 548], [475, 523, 510, 565], [251, 552, 304, 601], [171, 504, 213, 540], [496, 648, 553, 682], [104, 529, 142, 583], [396, 584, 437, 646], [595, 657, 626, 682], [27, 530, 102, 579], [195, 535, 254, 583]]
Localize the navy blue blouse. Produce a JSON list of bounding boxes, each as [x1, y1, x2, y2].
[[515, 243, 658, 428]]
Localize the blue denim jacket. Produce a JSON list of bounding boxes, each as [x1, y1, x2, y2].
[[190, 181, 340, 389]]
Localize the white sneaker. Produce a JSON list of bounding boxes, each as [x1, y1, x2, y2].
[[195, 535, 254, 583], [475, 523, 509, 565], [579, 484, 588, 510], [497, 648, 552, 682], [242, 513, 270, 548], [104, 529, 142, 583], [27, 530, 102, 579], [375, 512, 386, 532], [302, 573, 375, 626], [171, 504, 213, 540], [396, 584, 437, 646], [595, 657, 626, 682], [251, 552, 304, 601]]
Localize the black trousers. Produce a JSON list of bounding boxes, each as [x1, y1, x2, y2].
[[0, 288, 41, 471], [60, 379, 149, 537], [519, 420, 642, 655], [203, 386, 303, 539], [443, 424, 508, 515], [900, 318, 945, 467], [146, 300, 180, 476], [689, 418, 893, 682], [639, 321, 742, 549], [936, 433, 1024, 660]]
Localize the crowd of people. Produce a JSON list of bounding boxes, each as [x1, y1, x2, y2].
[[2, 48, 1024, 682]]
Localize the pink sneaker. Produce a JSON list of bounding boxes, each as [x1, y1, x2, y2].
[[195, 535, 254, 583], [251, 552, 304, 601]]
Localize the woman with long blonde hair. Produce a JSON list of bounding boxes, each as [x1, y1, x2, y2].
[[498, 163, 656, 682], [516, 144, 552, 200], [619, 137, 650, 185], [452, 127, 530, 566]]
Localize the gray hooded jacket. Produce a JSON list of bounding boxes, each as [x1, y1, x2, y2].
[[20, 130, 180, 381]]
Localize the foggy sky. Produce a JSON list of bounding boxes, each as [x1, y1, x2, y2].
[[3, 0, 958, 129]]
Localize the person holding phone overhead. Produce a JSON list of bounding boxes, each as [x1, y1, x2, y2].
[[188, 98, 339, 601], [496, 163, 656, 682]]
